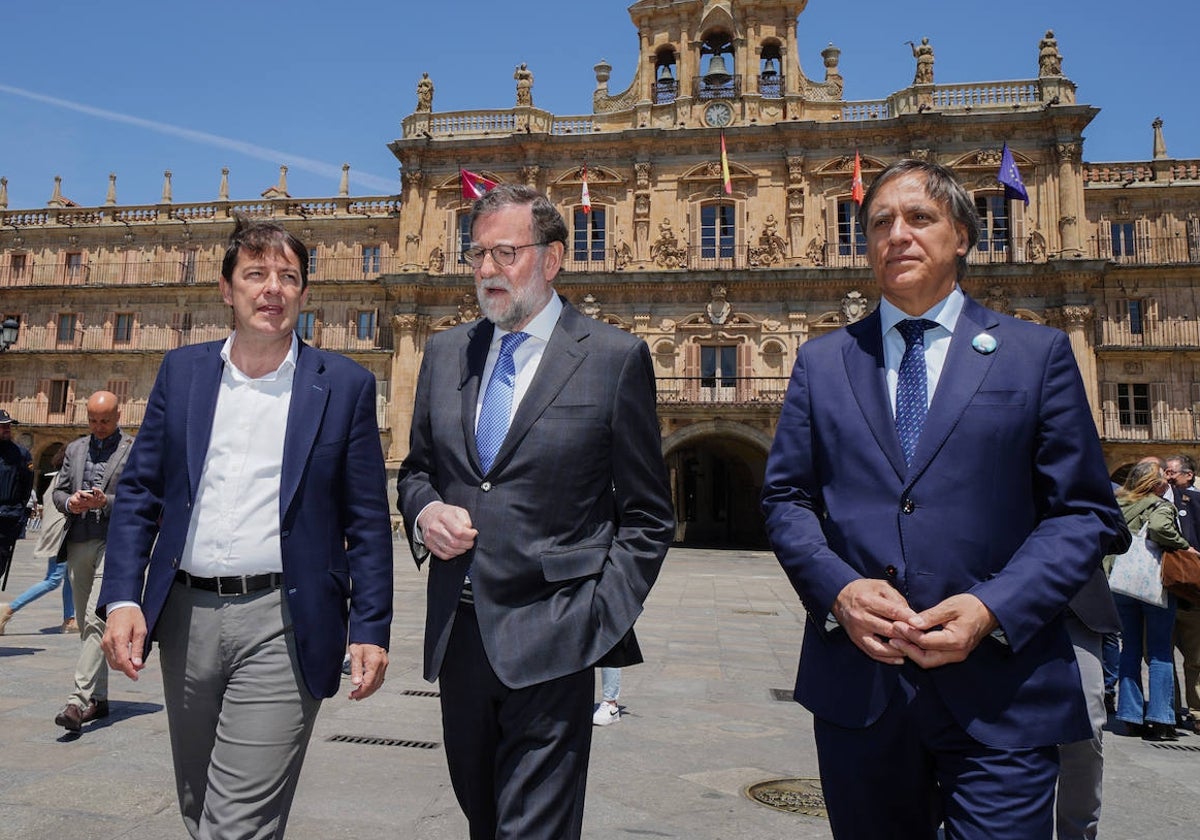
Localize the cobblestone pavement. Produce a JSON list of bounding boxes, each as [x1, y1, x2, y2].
[[1, 538, 1197, 838]]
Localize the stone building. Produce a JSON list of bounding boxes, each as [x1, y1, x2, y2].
[[2, 0, 1198, 545]]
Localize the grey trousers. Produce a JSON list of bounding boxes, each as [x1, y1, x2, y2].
[[64, 538, 108, 709], [1056, 615, 1106, 840], [158, 581, 322, 840]]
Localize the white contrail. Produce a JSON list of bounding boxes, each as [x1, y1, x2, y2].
[[0, 83, 397, 194]]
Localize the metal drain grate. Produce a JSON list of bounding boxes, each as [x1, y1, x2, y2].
[[770, 688, 794, 702], [746, 778, 827, 817], [327, 734, 439, 749], [400, 689, 441, 698], [1147, 741, 1200, 752]]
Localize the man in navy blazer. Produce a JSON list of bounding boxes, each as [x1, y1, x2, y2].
[[100, 219, 393, 838], [397, 184, 674, 839], [762, 160, 1128, 839]]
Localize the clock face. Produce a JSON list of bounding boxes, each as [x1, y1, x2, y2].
[[704, 102, 733, 127]]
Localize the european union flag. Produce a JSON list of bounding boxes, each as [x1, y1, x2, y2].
[[998, 143, 1029, 206]]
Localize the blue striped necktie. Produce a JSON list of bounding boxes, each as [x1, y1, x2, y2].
[[476, 331, 530, 473], [894, 319, 938, 466]]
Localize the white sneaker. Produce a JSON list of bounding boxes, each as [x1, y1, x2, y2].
[[593, 700, 620, 726]]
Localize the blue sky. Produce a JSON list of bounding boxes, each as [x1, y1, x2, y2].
[[1, 0, 1194, 209]]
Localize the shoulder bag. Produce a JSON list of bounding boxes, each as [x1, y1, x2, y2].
[[1108, 522, 1168, 607], [1162, 546, 1200, 603]]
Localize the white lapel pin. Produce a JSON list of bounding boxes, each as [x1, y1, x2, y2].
[[971, 332, 998, 355]]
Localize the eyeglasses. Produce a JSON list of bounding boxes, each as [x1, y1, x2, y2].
[[462, 242, 544, 268], [1165, 469, 1193, 477]]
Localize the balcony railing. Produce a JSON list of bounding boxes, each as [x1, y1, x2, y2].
[[695, 75, 742, 101], [7, 320, 394, 354], [656, 376, 789, 406], [0, 197, 399, 231], [1085, 234, 1200, 265], [1101, 409, 1200, 442], [0, 393, 389, 431], [1095, 317, 1200, 348], [0, 398, 147, 428], [0, 255, 411, 289]]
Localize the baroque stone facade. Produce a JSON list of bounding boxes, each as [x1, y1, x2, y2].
[[3, 0, 1198, 544]]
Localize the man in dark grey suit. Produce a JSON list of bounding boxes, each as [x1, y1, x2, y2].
[[397, 184, 674, 839], [52, 390, 133, 732]]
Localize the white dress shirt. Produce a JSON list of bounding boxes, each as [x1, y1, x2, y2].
[[178, 333, 297, 577], [879, 285, 964, 416], [474, 293, 563, 432]]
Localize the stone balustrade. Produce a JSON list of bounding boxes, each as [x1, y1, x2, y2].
[[1, 196, 399, 230]]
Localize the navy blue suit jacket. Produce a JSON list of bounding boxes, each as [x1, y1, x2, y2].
[[762, 295, 1128, 748], [100, 340, 393, 699]]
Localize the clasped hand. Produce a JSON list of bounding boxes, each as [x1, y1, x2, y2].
[[833, 579, 998, 668]]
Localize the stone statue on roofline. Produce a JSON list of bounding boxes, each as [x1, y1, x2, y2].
[[416, 72, 434, 112], [909, 37, 934, 85]]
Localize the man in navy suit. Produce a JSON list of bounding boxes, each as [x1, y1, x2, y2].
[[762, 159, 1127, 839], [397, 184, 673, 839], [100, 219, 393, 838]]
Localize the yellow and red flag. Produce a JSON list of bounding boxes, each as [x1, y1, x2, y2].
[[720, 133, 732, 195]]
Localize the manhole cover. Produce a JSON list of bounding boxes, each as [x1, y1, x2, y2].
[[746, 778, 827, 817]]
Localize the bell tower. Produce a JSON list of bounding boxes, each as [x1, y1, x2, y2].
[[609, 0, 838, 129]]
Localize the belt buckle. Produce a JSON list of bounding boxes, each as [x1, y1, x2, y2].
[[215, 576, 240, 597]]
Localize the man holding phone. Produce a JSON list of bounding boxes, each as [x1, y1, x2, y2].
[[52, 390, 133, 732]]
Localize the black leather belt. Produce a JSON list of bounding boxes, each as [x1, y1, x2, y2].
[[174, 570, 283, 596]]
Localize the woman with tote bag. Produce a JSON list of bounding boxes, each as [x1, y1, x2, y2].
[[1107, 460, 1191, 741]]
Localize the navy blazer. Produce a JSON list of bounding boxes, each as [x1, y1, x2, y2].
[[397, 300, 674, 690], [762, 295, 1128, 748], [100, 340, 394, 699]]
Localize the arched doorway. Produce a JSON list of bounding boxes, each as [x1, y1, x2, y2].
[[663, 420, 771, 549]]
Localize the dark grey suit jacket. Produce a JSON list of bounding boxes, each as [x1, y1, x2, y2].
[[52, 432, 134, 536], [397, 299, 675, 689]]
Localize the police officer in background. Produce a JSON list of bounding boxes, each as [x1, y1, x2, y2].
[[0, 410, 35, 589]]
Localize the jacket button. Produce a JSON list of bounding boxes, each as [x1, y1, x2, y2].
[[901, 498, 915, 514], [481, 481, 492, 492], [885, 565, 898, 577]]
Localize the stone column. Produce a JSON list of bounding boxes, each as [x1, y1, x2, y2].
[[387, 313, 427, 464], [1060, 304, 1101, 427], [1056, 141, 1084, 257]]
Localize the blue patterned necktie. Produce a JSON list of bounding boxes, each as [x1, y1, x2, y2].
[[894, 319, 938, 466], [476, 331, 530, 473]]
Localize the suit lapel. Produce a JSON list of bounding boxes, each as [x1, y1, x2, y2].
[[461, 320, 493, 474], [97, 436, 134, 493], [282, 342, 328, 517], [910, 296, 1000, 472], [844, 312, 908, 480], [186, 343, 225, 503], [467, 302, 588, 476], [499, 305, 587, 465]]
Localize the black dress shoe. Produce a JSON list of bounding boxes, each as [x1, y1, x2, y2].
[[1116, 720, 1146, 737], [55, 703, 83, 732], [80, 699, 110, 723], [1142, 722, 1180, 742]]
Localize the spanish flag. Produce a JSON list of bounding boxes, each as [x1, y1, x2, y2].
[[460, 168, 498, 202], [720, 133, 732, 195]]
